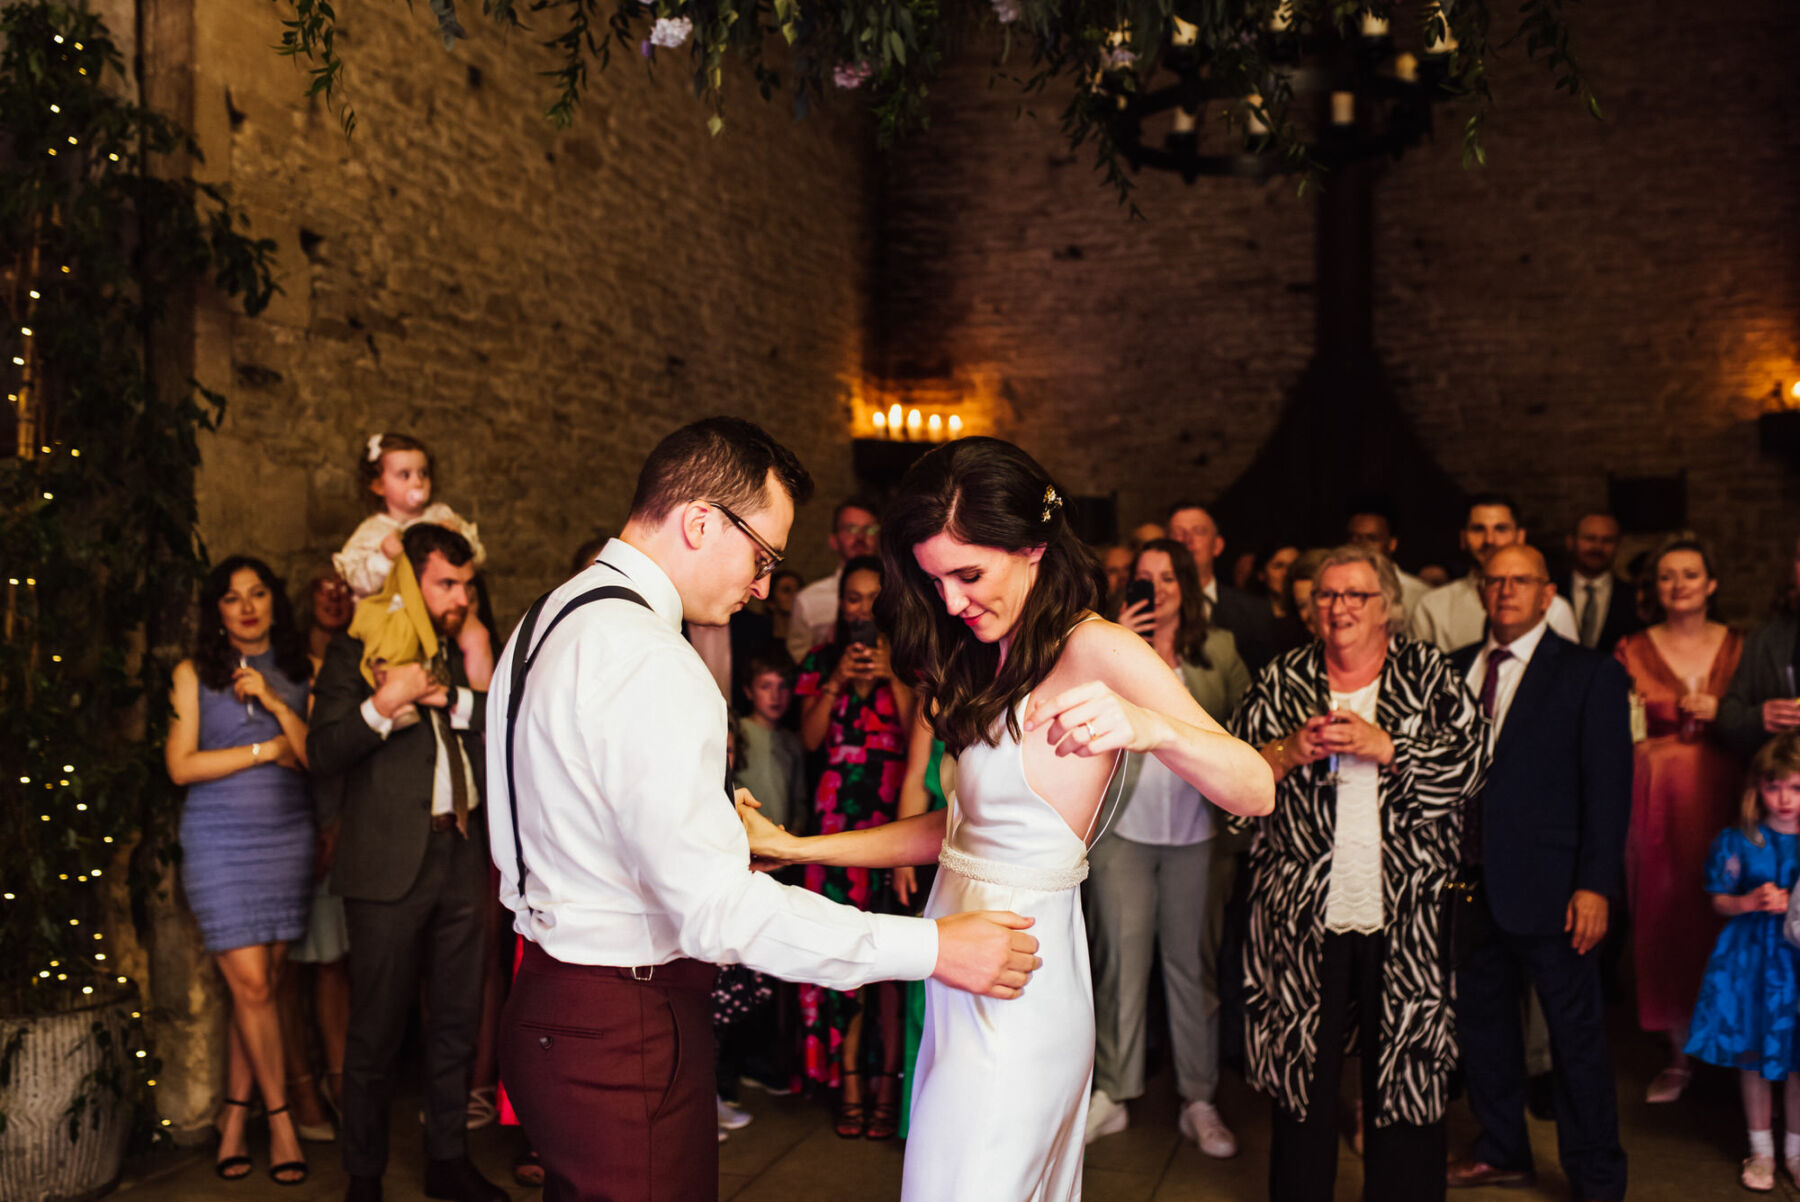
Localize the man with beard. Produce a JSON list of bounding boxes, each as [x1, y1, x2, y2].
[[309, 523, 503, 1202]]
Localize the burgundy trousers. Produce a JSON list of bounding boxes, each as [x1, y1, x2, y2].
[[501, 942, 719, 1202]]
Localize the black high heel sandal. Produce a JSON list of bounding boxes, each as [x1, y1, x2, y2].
[[834, 1072, 867, 1139], [263, 1105, 309, 1187], [215, 1098, 253, 1181]]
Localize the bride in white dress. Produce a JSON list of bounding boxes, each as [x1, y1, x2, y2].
[[742, 438, 1273, 1200]]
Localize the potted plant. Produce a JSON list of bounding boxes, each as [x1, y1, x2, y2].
[[0, 3, 276, 1198]]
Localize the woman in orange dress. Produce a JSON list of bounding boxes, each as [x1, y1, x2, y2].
[[1614, 533, 1744, 1103]]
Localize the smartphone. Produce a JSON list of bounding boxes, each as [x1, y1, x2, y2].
[[843, 618, 881, 650], [1123, 579, 1155, 639]]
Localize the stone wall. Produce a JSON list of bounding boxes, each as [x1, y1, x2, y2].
[[179, 0, 878, 623], [873, 2, 1800, 618]]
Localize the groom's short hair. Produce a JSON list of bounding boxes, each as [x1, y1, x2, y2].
[[628, 417, 814, 524]]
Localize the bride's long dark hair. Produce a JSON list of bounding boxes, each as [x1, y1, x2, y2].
[[878, 438, 1102, 757]]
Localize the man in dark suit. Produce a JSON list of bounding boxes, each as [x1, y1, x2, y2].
[[1446, 545, 1631, 1202], [308, 524, 504, 1202], [1168, 501, 1275, 674], [1562, 512, 1641, 653]]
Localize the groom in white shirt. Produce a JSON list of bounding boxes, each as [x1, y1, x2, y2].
[[487, 417, 1039, 1202]]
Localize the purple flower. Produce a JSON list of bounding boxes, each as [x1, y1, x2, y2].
[[833, 60, 874, 89], [1102, 46, 1136, 69], [992, 0, 1021, 22], [649, 15, 692, 48]]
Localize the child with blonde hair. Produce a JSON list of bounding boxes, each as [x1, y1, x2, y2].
[[1688, 732, 1800, 1191], [334, 432, 492, 688]]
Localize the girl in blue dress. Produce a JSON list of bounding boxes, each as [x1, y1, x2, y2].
[[1686, 732, 1800, 1193]]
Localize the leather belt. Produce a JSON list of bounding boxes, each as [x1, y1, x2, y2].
[[516, 940, 716, 989]]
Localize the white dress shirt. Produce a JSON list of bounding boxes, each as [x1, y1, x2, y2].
[[1463, 617, 1550, 739], [786, 568, 842, 661], [1409, 573, 1577, 652], [1323, 679, 1384, 934], [486, 540, 937, 986], [1111, 754, 1216, 846], [361, 688, 479, 817], [1396, 569, 1430, 626]]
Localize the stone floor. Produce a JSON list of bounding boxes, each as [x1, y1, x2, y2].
[[112, 1020, 1779, 1201]]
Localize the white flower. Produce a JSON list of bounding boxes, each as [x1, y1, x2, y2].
[[992, 0, 1021, 22], [650, 16, 692, 48]]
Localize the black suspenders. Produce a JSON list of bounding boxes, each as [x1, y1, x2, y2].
[[503, 582, 649, 916]]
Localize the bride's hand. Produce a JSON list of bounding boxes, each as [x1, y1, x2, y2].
[[1023, 681, 1162, 758], [736, 788, 801, 871]]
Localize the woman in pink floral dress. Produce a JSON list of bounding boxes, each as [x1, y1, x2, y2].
[[795, 555, 917, 1139]]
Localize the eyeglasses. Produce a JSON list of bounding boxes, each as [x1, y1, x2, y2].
[[709, 501, 785, 580], [837, 522, 881, 539], [1313, 589, 1383, 611], [1479, 574, 1549, 593]]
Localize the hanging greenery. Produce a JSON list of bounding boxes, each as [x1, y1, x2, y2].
[[270, 0, 1596, 182], [0, 0, 276, 1079]]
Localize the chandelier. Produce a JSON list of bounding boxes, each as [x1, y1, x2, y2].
[[1095, 6, 1460, 183]]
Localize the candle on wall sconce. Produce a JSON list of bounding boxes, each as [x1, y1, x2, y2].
[[907, 409, 923, 438], [948, 415, 964, 438], [927, 414, 943, 439], [888, 403, 904, 438], [1790, 381, 1800, 407], [872, 409, 887, 435]]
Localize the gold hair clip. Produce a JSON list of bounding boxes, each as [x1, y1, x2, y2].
[[1040, 485, 1062, 524]]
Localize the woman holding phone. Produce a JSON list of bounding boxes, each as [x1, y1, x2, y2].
[[1087, 539, 1251, 1152], [1231, 543, 1487, 1202], [795, 554, 917, 1137]]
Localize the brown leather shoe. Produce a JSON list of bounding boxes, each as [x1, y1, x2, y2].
[[1446, 1158, 1537, 1189]]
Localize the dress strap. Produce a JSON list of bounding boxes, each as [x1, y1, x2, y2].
[[1081, 748, 1127, 849]]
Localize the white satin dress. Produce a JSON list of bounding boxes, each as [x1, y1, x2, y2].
[[902, 695, 1115, 1202]]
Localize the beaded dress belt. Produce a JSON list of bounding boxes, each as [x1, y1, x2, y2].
[[937, 844, 1088, 892]]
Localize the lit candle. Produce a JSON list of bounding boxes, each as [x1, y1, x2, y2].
[[907, 408, 923, 438], [1790, 381, 1800, 407], [928, 413, 943, 439], [1269, 1, 1292, 31], [1426, 4, 1457, 52], [1330, 91, 1355, 125], [888, 403, 903, 439], [1246, 93, 1269, 135], [873, 410, 887, 435], [1360, 11, 1389, 37], [948, 415, 964, 438], [1394, 52, 1418, 82], [1170, 16, 1198, 46], [1172, 107, 1197, 134]]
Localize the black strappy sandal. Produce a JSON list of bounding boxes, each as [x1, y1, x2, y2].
[[834, 1072, 867, 1139], [263, 1105, 309, 1186], [214, 1098, 253, 1181]]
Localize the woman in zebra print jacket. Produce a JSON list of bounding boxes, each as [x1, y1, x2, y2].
[[1231, 544, 1488, 1202]]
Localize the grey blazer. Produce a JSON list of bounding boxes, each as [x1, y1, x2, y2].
[[306, 633, 488, 903]]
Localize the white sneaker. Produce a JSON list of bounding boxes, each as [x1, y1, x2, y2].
[[1179, 1099, 1238, 1158], [716, 1096, 753, 1131], [1084, 1090, 1128, 1144]]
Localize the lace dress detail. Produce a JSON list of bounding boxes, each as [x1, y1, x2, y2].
[[1323, 679, 1384, 934]]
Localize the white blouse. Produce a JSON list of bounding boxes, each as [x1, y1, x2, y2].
[[334, 503, 487, 598], [1323, 678, 1384, 934]]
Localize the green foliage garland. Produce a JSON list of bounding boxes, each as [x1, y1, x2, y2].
[[270, 0, 1596, 184], [0, 0, 277, 1135]]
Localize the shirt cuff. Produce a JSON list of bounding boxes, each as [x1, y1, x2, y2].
[[449, 687, 474, 730], [361, 696, 394, 739], [864, 912, 940, 982]]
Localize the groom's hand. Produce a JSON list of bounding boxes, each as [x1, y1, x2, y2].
[[931, 911, 1040, 999]]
